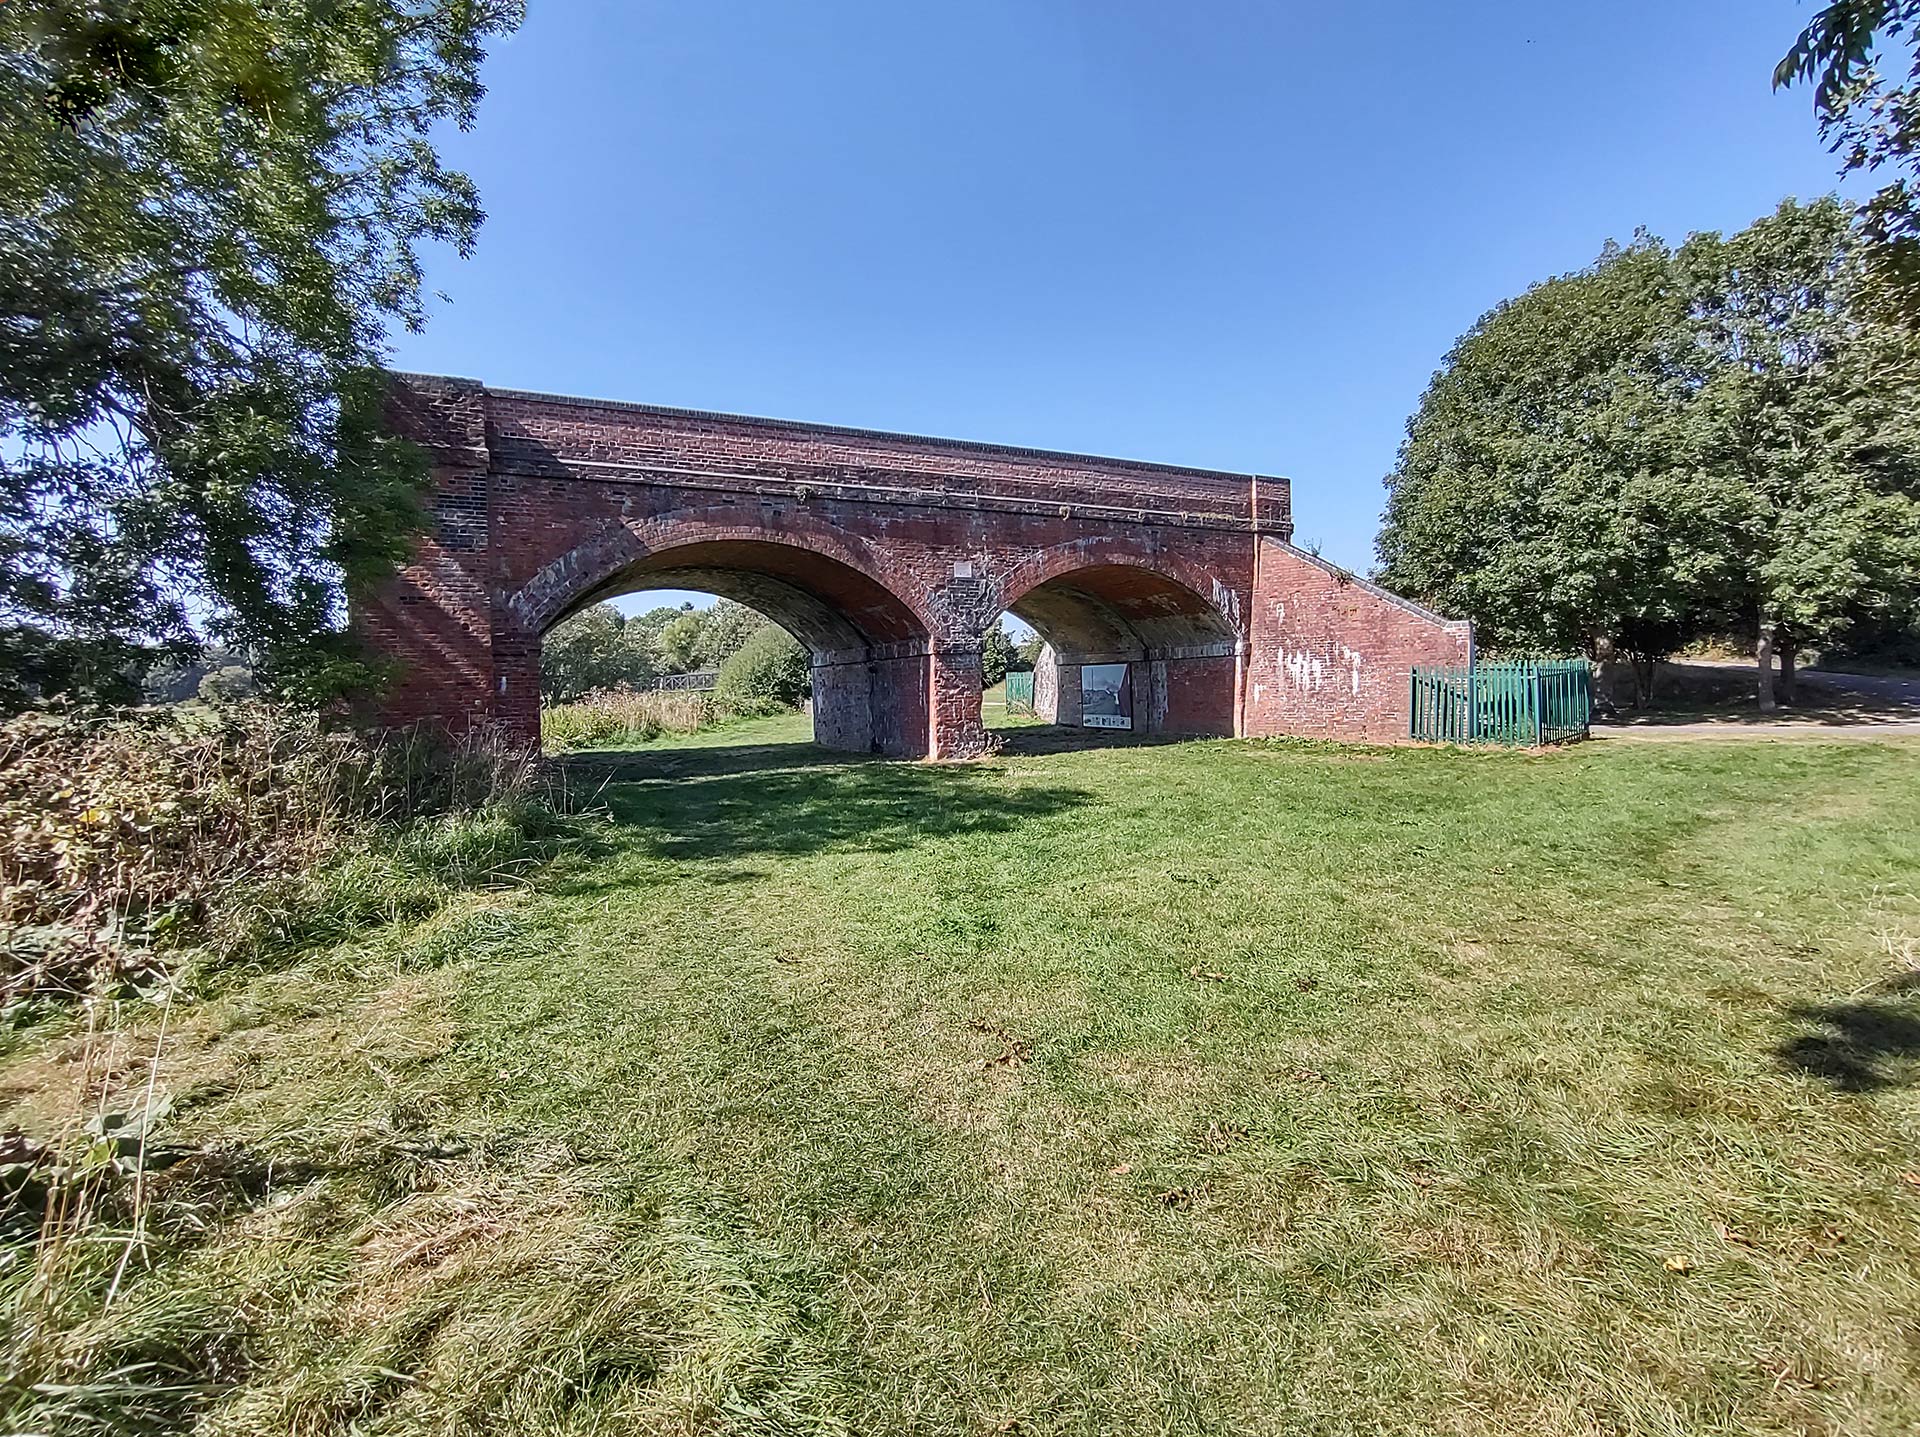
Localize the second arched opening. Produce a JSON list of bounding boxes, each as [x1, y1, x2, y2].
[[997, 562, 1240, 740]]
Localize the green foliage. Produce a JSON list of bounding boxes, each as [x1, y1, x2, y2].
[[693, 600, 769, 670], [1777, 2, 1920, 321], [539, 604, 658, 704], [196, 666, 254, 706], [980, 625, 1016, 688], [1678, 201, 1920, 657], [1379, 200, 1920, 702], [541, 600, 779, 704], [1014, 633, 1046, 670], [713, 626, 811, 712], [654, 610, 708, 674], [0, 0, 521, 703], [0, 704, 572, 1003]]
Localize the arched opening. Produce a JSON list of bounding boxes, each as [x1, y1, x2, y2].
[[532, 539, 932, 757], [995, 563, 1240, 741]]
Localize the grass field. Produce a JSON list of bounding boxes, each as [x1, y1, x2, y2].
[[8, 727, 1920, 1435]]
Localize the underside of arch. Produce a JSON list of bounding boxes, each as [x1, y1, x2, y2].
[[1007, 564, 1240, 738], [552, 539, 932, 757]]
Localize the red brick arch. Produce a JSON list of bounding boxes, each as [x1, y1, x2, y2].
[[992, 538, 1246, 632], [359, 376, 1472, 754], [506, 511, 936, 640], [991, 543, 1248, 738]]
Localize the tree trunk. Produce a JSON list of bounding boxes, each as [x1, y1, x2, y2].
[[1756, 626, 1776, 711], [1779, 637, 1798, 705]]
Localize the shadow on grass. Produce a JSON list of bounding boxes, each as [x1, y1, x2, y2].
[[1598, 661, 1920, 728], [1777, 996, 1920, 1091], [556, 741, 1092, 862], [992, 725, 1214, 757]]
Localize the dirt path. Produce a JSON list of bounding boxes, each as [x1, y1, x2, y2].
[[1593, 662, 1920, 741], [1592, 720, 1920, 741]]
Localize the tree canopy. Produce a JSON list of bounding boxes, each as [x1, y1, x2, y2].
[[0, 0, 521, 704], [1778, 2, 1920, 320], [540, 599, 782, 705], [1378, 199, 1920, 705]]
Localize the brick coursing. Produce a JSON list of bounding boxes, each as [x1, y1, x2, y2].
[[358, 376, 1469, 756], [1243, 540, 1473, 742]]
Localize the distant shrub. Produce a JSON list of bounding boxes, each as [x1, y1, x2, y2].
[[714, 627, 810, 711], [196, 665, 254, 704]]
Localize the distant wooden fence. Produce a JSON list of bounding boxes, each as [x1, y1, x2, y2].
[[655, 670, 718, 693], [1410, 660, 1591, 746], [1004, 669, 1036, 715]]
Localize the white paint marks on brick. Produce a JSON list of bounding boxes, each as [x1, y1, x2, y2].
[[1279, 647, 1329, 692], [1211, 577, 1245, 633], [1337, 643, 1366, 695]]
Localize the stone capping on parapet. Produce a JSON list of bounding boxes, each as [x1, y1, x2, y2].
[[389, 371, 1289, 496], [1270, 539, 1474, 635]]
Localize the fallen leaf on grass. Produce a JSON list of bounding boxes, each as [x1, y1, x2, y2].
[[1203, 1120, 1248, 1153], [976, 1041, 1031, 1071], [1664, 1254, 1694, 1274]]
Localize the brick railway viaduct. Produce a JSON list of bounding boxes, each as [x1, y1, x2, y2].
[[361, 375, 1472, 758]]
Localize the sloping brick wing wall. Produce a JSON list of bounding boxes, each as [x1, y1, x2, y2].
[[358, 375, 1470, 756]]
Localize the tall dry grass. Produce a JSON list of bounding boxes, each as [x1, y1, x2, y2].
[[0, 703, 595, 1424], [0, 705, 568, 1007], [540, 687, 713, 752]]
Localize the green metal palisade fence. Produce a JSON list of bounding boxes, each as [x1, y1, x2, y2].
[[1409, 659, 1591, 746], [1004, 669, 1036, 715]]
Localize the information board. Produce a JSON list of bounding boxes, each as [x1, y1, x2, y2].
[[1080, 663, 1132, 730]]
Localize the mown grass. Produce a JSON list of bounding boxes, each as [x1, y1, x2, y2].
[[6, 731, 1920, 1435]]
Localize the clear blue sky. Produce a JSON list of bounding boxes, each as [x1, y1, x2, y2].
[[391, 0, 1854, 611]]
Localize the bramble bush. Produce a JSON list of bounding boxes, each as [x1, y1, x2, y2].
[[0, 705, 584, 1008]]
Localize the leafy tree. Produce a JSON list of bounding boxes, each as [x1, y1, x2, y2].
[[1677, 198, 1920, 704], [655, 610, 709, 674], [541, 604, 657, 705], [1014, 634, 1046, 670], [694, 600, 770, 670], [0, 0, 521, 704], [714, 625, 811, 712], [1777, 2, 1920, 320], [1380, 201, 1920, 708], [1378, 237, 1742, 703], [980, 625, 1016, 689]]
